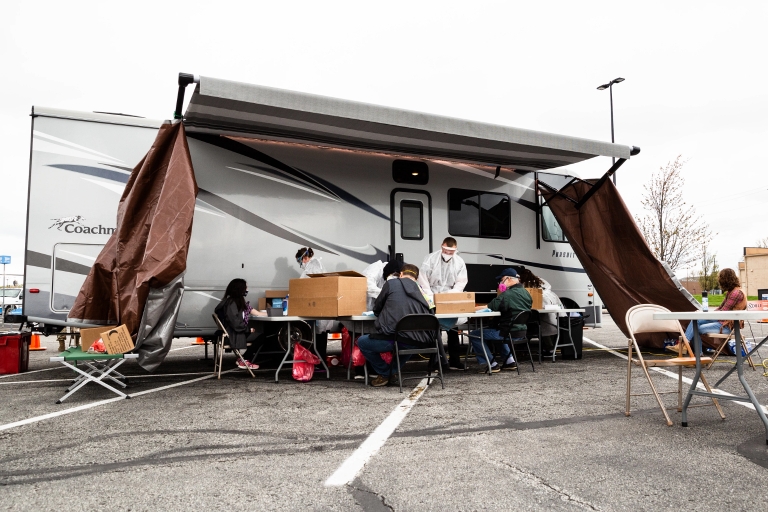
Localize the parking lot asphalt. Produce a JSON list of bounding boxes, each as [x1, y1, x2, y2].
[[1, 317, 768, 511]]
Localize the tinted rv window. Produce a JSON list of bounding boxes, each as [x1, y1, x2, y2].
[[393, 160, 429, 185], [400, 200, 423, 240], [541, 204, 567, 242], [448, 189, 510, 239]]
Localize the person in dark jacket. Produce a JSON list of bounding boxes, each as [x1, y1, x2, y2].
[[470, 268, 532, 373], [357, 264, 434, 387], [214, 278, 265, 370]]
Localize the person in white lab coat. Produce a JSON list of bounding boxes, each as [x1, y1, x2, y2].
[[296, 247, 325, 277], [417, 237, 468, 369], [361, 260, 403, 311]]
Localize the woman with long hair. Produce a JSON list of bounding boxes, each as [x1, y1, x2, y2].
[[684, 268, 747, 346], [518, 268, 563, 356], [214, 278, 265, 370]]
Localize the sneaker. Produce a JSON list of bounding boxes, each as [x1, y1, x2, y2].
[[501, 362, 518, 371], [371, 375, 389, 387], [448, 360, 466, 371], [477, 364, 500, 374], [237, 360, 259, 370]]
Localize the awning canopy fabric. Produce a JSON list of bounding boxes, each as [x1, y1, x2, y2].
[[183, 76, 633, 172]]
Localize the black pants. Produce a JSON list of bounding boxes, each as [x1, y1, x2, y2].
[[445, 329, 461, 363]]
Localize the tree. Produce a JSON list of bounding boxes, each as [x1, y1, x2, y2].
[[698, 246, 719, 293], [635, 155, 712, 272], [757, 237, 768, 248]]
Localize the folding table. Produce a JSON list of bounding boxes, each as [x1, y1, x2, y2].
[[653, 310, 768, 443], [437, 311, 500, 376], [535, 308, 585, 362], [49, 347, 138, 403]]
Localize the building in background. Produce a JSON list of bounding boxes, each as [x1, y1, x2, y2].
[[739, 247, 768, 297]]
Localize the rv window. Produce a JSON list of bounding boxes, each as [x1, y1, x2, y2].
[[400, 200, 423, 240], [541, 204, 567, 242], [448, 189, 510, 239], [393, 160, 429, 185]]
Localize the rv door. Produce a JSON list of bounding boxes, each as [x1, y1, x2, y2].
[[390, 190, 432, 264]]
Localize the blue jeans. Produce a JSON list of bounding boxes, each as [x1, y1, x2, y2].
[[468, 328, 512, 366], [684, 320, 730, 344], [357, 334, 414, 376]]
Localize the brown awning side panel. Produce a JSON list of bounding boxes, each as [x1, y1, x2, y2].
[[541, 179, 696, 344], [68, 122, 198, 353]]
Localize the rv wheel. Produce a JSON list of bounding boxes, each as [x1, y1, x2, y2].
[[277, 321, 313, 352]]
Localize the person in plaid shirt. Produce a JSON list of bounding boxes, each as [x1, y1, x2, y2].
[[684, 268, 746, 345]]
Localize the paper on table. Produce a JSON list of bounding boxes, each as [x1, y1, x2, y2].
[[544, 305, 559, 310]]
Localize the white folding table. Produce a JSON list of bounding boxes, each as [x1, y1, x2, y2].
[[437, 311, 500, 376], [535, 308, 586, 362], [251, 315, 330, 382], [653, 310, 768, 443]]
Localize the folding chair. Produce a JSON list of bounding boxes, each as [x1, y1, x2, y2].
[[50, 347, 138, 404], [392, 314, 444, 393], [625, 304, 725, 426], [212, 313, 255, 379], [705, 331, 757, 370], [504, 311, 535, 374]]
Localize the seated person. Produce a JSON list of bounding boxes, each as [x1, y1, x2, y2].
[[519, 268, 563, 356], [361, 260, 403, 311], [469, 268, 532, 373], [214, 278, 265, 369], [357, 263, 434, 387], [684, 268, 747, 349]]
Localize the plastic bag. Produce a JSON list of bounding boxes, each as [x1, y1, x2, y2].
[[352, 342, 366, 367], [380, 351, 393, 364], [88, 339, 106, 353], [341, 327, 352, 367], [292, 343, 321, 382], [727, 338, 755, 357]]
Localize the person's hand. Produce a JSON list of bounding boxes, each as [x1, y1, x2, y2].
[[250, 328, 255, 333], [251, 308, 266, 317]]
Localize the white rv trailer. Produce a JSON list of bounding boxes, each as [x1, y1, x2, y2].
[[23, 77, 636, 336]]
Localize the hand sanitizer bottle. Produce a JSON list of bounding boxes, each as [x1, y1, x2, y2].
[[283, 295, 289, 316], [701, 290, 708, 312]]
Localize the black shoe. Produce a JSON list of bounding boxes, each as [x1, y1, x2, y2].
[[501, 362, 518, 371], [541, 349, 554, 358], [448, 360, 466, 371]]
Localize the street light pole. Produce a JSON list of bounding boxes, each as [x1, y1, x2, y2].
[[597, 77, 625, 185]]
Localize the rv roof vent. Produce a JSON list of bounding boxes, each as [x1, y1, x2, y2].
[[393, 160, 429, 185]]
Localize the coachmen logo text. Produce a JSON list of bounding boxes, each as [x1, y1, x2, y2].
[[552, 250, 576, 258], [49, 216, 115, 235]]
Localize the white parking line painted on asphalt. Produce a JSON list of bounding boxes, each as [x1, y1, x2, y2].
[[583, 337, 768, 414], [0, 372, 212, 385], [324, 377, 431, 487], [0, 367, 63, 379], [0, 369, 237, 432]]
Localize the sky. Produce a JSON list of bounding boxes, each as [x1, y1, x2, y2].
[[1, 0, 766, 281]]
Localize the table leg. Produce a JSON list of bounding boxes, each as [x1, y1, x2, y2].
[[313, 322, 330, 379], [478, 318, 493, 377], [551, 318, 561, 362], [347, 321, 356, 381], [732, 323, 768, 443], [716, 334, 768, 387], [682, 322, 704, 426], [275, 321, 294, 383]]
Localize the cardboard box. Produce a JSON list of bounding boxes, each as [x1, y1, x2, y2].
[[288, 271, 366, 317], [100, 324, 135, 354], [434, 292, 476, 314], [525, 288, 543, 310], [80, 325, 117, 352], [257, 290, 289, 310]]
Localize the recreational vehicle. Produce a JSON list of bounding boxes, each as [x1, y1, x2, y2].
[[23, 75, 637, 337]]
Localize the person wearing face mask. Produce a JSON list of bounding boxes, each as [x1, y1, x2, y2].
[[418, 237, 468, 370], [296, 247, 326, 278], [469, 268, 532, 373], [214, 278, 265, 370], [361, 260, 404, 311]]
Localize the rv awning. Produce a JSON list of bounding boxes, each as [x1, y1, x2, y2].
[[183, 76, 633, 172]]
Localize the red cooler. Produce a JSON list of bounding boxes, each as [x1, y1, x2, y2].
[[0, 332, 31, 374]]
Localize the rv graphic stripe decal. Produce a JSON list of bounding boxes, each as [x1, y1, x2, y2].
[[26, 250, 52, 270], [48, 164, 130, 183], [487, 255, 586, 274], [196, 189, 339, 256], [289, 228, 389, 265], [25, 250, 93, 275], [188, 132, 390, 221]]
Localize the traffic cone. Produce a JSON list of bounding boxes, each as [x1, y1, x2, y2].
[[29, 332, 47, 351], [192, 337, 206, 345]]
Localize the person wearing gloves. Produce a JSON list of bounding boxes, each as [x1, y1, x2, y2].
[[518, 268, 563, 357], [417, 237, 468, 370], [469, 268, 532, 373], [361, 260, 403, 311], [295, 246, 330, 360]]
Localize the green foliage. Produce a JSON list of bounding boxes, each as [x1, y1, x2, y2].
[[698, 247, 719, 293], [691, 294, 758, 307]]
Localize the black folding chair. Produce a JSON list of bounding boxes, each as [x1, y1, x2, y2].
[[503, 310, 535, 374], [392, 314, 444, 393], [525, 309, 543, 363]]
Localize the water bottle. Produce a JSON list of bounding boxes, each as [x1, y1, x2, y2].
[[701, 290, 708, 312], [282, 295, 288, 316]]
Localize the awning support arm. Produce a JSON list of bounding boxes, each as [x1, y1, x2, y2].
[[173, 73, 199, 120], [575, 158, 626, 209]]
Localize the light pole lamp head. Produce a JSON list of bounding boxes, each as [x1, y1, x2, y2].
[[597, 77, 625, 90]]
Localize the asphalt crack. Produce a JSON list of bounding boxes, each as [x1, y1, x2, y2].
[[489, 458, 599, 511], [349, 478, 394, 511]]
